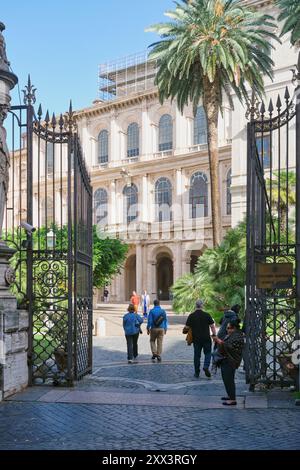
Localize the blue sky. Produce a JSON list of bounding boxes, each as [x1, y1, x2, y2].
[[1, 0, 174, 115]]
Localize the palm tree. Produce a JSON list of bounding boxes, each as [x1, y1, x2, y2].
[[171, 221, 246, 321], [266, 170, 296, 233], [277, 0, 300, 46], [147, 0, 278, 246]]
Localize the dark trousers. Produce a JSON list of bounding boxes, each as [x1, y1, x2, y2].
[[125, 334, 139, 360], [193, 340, 212, 374], [221, 359, 236, 400]]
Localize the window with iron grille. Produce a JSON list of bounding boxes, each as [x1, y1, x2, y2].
[[189, 172, 208, 218], [155, 177, 172, 221], [98, 130, 109, 164], [94, 188, 108, 224], [159, 114, 173, 152], [194, 106, 208, 145], [123, 184, 138, 223], [226, 169, 232, 215], [127, 123, 139, 158]]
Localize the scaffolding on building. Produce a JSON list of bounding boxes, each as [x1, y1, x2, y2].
[[98, 51, 157, 101]]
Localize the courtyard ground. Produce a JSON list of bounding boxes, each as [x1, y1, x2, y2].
[[0, 304, 299, 450]]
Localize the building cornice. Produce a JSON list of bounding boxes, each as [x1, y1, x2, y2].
[[75, 88, 159, 120]]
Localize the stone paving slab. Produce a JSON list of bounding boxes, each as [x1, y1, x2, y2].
[[37, 389, 245, 408], [245, 395, 268, 409], [0, 402, 299, 450]]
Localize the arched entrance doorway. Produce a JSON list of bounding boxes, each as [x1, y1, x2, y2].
[[156, 253, 173, 301], [125, 255, 136, 301]]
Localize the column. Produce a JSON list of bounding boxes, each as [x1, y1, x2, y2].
[[175, 107, 188, 154], [136, 242, 143, 295], [174, 168, 183, 240], [174, 242, 182, 281], [109, 180, 116, 225], [110, 112, 119, 163], [141, 174, 148, 223], [142, 105, 151, 157]]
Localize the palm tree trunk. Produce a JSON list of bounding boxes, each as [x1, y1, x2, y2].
[[203, 78, 222, 247]]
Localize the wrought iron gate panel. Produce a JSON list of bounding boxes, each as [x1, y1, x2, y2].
[[73, 134, 93, 380], [4, 80, 93, 386], [246, 87, 300, 390]]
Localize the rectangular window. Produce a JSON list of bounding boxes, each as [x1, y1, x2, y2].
[[256, 135, 270, 169]]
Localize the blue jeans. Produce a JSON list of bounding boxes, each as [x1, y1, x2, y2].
[[125, 334, 139, 360], [193, 340, 212, 374]]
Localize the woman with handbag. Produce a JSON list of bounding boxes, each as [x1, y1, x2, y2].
[[212, 319, 244, 406], [123, 304, 144, 364]]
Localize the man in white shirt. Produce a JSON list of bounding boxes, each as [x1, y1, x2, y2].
[[141, 290, 150, 318]]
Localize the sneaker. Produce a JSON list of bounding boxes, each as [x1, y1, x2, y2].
[[151, 355, 156, 363], [157, 356, 162, 362], [194, 373, 200, 378], [133, 358, 138, 363], [203, 368, 211, 378], [128, 360, 133, 364]]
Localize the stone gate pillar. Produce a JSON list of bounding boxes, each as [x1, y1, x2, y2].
[[0, 22, 28, 401]]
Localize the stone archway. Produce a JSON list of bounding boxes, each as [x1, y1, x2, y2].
[[156, 253, 173, 301], [125, 254, 136, 301]]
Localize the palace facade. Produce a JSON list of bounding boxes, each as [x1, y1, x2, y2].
[[6, 0, 298, 303]]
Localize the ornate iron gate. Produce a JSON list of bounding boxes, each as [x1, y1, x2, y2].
[[4, 79, 93, 386], [245, 83, 300, 390]]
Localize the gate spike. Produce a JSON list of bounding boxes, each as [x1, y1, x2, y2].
[[268, 99, 274, 114], [45, 110, 50, 124], [37, 104, 43, 119], [51, 112, 57, 128], [59, 113, 64, 129], [284, 86, 290, 101], [260, 101, 265, 115], [276, 94, 282, 109]]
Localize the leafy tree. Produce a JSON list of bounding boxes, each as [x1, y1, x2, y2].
[[6, 225, 128, 300], [93, 226, 128, 288], [172, 221, 246, 323], [147, 0, 278, 246], [277, 0, 300, 46]]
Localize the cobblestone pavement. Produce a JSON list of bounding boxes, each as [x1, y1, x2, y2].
[[0, 335, 300, 450]]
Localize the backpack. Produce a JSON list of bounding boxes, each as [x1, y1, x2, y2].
[[153, 314, 165, 327]]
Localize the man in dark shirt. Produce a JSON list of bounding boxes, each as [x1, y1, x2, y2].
[[185, 300, 217, 378]]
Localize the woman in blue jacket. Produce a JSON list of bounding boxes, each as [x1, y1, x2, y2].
[[123, 304, 144, 364]]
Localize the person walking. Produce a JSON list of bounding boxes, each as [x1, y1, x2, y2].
[[141, 290, 150, 318], [130, 291, 140, 313], [123, 304, 143, 364], [217, 304, 241, 340], [103, 287, 109, 303], [184, 300, 217, 378], [213, 319, 245, 406], [147, 299, 168, 362]]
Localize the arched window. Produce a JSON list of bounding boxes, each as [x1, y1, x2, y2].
[[226, 169, 232, 215], [189, 172, 208, 218], [127, 123, 139, 158], [123, 184, 138, 223], [155, 177, 172, 221], [194, 106, 207, 145], [159, 114, 173, 151], [94, 188, 108, 224], [98, 130, 109, 164], [46, 142, 54, 176]]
